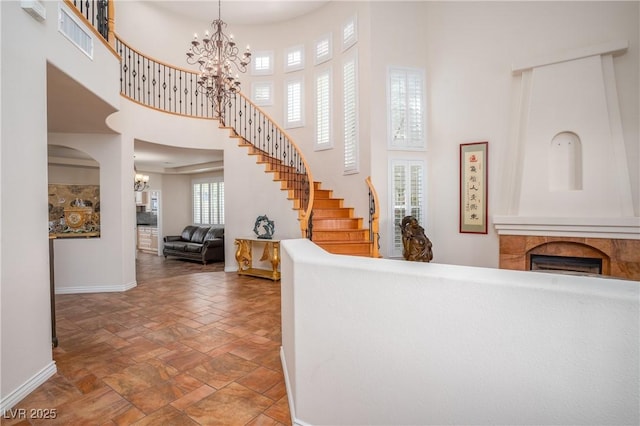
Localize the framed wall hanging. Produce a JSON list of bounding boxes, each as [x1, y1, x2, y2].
[[459, 141, 488, 234]]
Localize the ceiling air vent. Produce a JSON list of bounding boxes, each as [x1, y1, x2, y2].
[[58, 5, 93, 59]]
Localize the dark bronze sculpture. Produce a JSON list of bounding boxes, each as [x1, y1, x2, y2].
[[400, 216, 433, 262]]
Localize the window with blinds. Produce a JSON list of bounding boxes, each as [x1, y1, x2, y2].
[[390, 159, 425, 257], [388, 67, 426, 149], [252, 81, 273, 106], [343, 54, 358, 173], [285, 45, 304, 72], [315, 34, 332, 65], [315, 68, 332, 150], [192, 180, 224, 225], [285, 78, 304, 129], [342, 15, 358, 51], [252, 51, 274, 75]]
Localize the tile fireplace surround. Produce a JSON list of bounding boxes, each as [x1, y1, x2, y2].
[[499, 235, 640, 281]]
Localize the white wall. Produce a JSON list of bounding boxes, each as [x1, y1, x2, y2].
[[281, 239, 640, 425], [417, 1, 638, 266], [49, 133, 136, 294], [0, 1, 55, 408]]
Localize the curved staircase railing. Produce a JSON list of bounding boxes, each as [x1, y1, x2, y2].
[[221, 93, 315, 237], [114, 36, 314, 237]]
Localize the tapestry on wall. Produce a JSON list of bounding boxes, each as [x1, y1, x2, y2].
[[48, 184, 100, 236]]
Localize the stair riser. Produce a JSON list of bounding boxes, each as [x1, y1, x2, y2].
[[315, 242, 372, 255], [312, 208, 354, 218], [313, 199, 343, 208], [312, 219, 363, 229], [312, 230, 370, 241]]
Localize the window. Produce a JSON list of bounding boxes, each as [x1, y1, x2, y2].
[[343, 53, 358, 173], [314, 33, 332, 65], [388, 67, 426, 149], [390, 159, 425, 257], [342, 15, 358, 51], [315, 68, 332, 150], [285, 78, 304, 129], [251, 51, 274, 75], [252, 81, 273, 106], [284, 45, 304, 73], [193, 179, 224, 225]]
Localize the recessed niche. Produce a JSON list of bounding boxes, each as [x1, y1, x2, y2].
[[549, 131, 582, 191]]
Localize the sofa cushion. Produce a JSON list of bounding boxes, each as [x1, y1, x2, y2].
[[164, 242, 187, 251], [191, 226, 211, 244], [181, 226, 199, 241], [205, 226, 224, 240], [183, 243, 204, 253]]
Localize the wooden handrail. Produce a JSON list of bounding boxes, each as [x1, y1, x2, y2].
[[366, 176, 381, 258]]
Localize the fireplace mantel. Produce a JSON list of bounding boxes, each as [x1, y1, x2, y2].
[[493, 216, 640, 240]]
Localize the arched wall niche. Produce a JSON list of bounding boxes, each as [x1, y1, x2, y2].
[[549, 131, 582, 191], [47, 145, 101, 236]]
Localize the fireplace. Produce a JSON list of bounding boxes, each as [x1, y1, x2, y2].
[[498, 235, 639, 280], [492, 41, 639, 282], [530, 254, 602, 275]]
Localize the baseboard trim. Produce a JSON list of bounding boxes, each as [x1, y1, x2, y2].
[[55, 280, 137, 294], [280, 346, 312, 426], [0, 361, 57, 412]]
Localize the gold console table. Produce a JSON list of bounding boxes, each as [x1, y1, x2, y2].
[[234, 237, 281, 281]]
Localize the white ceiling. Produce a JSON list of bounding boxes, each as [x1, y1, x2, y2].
[[150, 1, 330, 25]]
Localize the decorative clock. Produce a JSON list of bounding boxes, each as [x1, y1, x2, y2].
[[64, 207, 92, 230]]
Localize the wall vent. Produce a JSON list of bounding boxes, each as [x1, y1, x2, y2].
[[58, 6, 93, 59]]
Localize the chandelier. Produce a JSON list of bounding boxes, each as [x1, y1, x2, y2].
[[134, 173, 149, 192], [186, 0, 251, 118]]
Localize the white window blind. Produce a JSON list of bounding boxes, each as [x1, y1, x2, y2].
[[390, 159, 425, 257], [192, 180, 224, 225], [285, 45, 304, 72], [314, 34, 332, 65], [389, 67, 425, 149], [252, 81, 273, 106], [252, 51, 274, 75], [315, 69, 332, 150], [343, 55, 358, 173], [285, 78, 304, 128], [342, 15, 358, 51]]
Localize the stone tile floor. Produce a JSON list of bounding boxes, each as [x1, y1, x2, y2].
[[3, 253, 290, 425]]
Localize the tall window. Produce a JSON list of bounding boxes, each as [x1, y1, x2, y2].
[[343, 53, 358, 173], [388, 67, 425, 149], [390, 159, 425, 257], [193, 179, 224, 225], [315, 68, 332, 150], [285, 78, 304, 129]]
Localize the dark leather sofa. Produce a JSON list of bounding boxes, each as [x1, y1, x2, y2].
[[163, 225, 224, 264]]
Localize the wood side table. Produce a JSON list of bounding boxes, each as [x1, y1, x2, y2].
[[234, 237, 281, 281]]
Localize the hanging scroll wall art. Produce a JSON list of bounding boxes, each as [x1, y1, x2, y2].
[[459, 141, 488, 234]]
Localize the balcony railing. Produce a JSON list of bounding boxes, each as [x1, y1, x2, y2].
[[66, 0, 111, 41]]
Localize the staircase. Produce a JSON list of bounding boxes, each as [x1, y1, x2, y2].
[[233, 138, 375, 257], [114, 36, 379, 257]]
